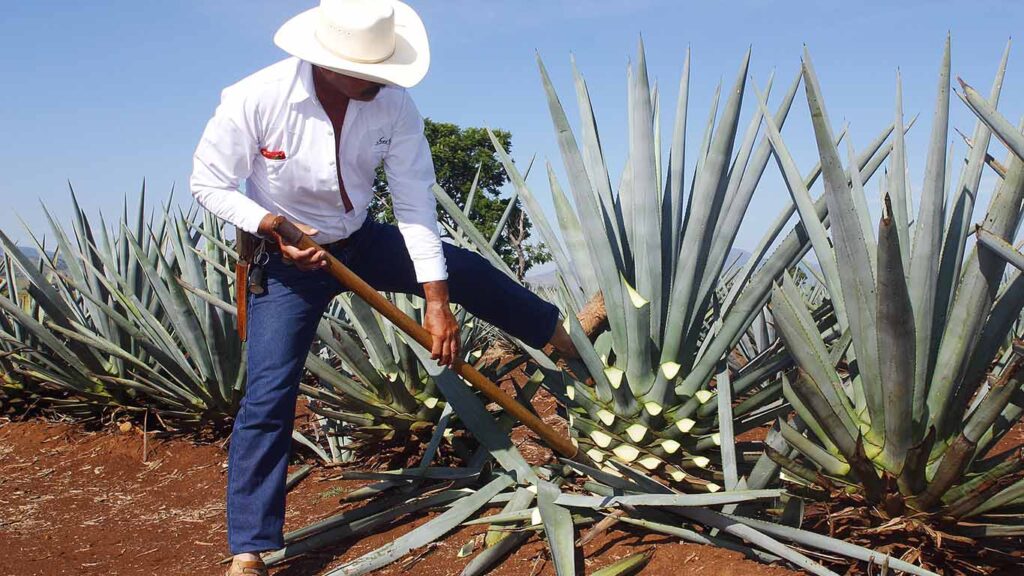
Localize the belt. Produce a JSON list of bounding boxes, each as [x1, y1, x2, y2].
[[264, 236, 352, 254]]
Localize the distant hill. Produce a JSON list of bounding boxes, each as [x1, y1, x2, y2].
[[0, 245, 69, 272]]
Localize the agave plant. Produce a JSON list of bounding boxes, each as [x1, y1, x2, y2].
[[0, 252, 86, 416], [759, 40, 1023, 570], [381, 41, 950, 575], [482, 40, 911, 495], [299, 288, 507, 462], [0, 187, 479, 436], [0, 188, 247, 425]]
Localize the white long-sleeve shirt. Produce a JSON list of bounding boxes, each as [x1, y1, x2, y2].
[[190, 57, 447, 282]]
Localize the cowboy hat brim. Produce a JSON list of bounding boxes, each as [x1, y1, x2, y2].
[[273, 0, 429, 88]]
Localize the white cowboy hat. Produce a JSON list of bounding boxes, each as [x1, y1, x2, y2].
[[274, 0, 430, 88]]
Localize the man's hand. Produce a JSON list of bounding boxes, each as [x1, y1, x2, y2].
[[281, 244, 327, 271], [257, 214, 326, 271], [423, 281, 460, 367]]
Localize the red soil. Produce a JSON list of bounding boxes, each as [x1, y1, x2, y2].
[[0, 418, 802, 576]]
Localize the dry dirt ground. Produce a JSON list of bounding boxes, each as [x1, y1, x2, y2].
[[0, 418, 803, 576]]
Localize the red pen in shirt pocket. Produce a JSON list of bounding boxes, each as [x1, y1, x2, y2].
[[260, 148, 286, 160]]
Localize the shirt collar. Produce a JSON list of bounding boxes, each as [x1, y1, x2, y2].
[[286, 58, 370, 125], [287, 59, 315, 104]]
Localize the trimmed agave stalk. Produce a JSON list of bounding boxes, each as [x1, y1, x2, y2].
[[483, 41, 903, 492], [765, 41, 1024, 560]]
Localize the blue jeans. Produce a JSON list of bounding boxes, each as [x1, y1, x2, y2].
[[226, 219, 560, 554]]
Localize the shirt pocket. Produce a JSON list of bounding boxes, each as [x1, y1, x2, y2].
[[263, 156, 289, 180], [259, 134, 291, 180]]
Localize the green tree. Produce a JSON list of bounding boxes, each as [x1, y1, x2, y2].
[[370, 119, 550, 280]]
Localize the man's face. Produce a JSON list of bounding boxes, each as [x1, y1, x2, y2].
[[314, 67, 384, 101]]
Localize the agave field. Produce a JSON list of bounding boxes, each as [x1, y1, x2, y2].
[[2, 37, 1024, 575]]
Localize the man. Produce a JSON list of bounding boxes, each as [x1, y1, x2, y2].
[[190, 1, 576, 574]]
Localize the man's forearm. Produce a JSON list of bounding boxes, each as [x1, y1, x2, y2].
[[422, 280, 451, 307], [422, 279, 459, 366]]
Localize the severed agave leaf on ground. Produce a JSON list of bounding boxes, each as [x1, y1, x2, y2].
[[722, 514, 939, 576], [323, 474, 516, 576], [590, 550, 653, 576]]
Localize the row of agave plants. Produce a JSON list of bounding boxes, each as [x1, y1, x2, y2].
[[0, 192, 249, 423], [0, 188, 496, 454], [1, 37, 1023, 575]]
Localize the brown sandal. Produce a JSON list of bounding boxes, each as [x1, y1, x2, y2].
[[226, 558, 268, 576]]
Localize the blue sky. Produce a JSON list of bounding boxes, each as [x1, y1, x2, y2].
[[2, 0, 1022, 254]]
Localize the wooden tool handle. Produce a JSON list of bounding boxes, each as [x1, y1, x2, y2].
[[270, 216, 585, 463]]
